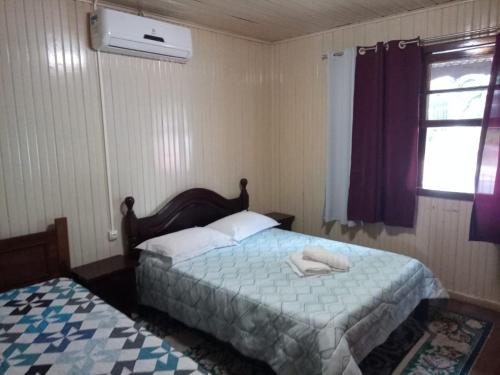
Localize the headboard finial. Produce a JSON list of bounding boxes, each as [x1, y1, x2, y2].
[[125, 196, 135, 212], [239, 178, 249, 210], [240, 178, 248, 190], [123, 196, 138, 257]]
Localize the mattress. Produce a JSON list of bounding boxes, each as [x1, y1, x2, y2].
[[137, 228, 447, 375], [0, 278, 207, 375]]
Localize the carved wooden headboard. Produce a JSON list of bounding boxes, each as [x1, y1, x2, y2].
[[0, 217, 70, 292], [123, 178, 249, 256]]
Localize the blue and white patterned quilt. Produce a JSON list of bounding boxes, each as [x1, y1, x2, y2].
[[0, 278, 208, 375], [137, 228, 448, 375]]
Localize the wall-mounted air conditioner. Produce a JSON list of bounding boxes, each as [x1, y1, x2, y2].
[[90, 8, 192, 63]]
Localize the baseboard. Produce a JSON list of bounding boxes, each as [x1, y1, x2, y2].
[[448, 291, 500, 313]]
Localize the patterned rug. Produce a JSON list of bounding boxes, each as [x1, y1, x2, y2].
[[134, 305, 492, 375], [359, 308, 492, 375]]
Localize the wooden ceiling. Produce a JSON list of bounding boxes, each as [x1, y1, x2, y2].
[[102, 0, 455, 42]]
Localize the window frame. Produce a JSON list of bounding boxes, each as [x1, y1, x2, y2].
[[417, 37, 496, 201]]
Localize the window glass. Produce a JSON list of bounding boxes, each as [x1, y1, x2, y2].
[[429, 56, 492, 90], [422, 126, 481, 193], [427, 90, 488, 120], [421, 44, 494, 196]]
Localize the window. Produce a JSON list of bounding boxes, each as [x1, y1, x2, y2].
[[419, 38, 495, 199]]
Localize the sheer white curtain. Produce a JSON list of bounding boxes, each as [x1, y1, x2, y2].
[[324, 48, 356, 225]]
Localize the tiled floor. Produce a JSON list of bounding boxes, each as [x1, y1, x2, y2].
[[446, 299, 500, 374]]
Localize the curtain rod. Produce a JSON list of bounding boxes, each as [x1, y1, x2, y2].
[[322, 26, 499, 59]]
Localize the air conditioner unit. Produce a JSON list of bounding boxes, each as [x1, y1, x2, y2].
[[90, 8, 192, 63]]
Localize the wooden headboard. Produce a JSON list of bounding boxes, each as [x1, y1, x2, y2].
[[123, 178, 249, 256], [0, 218, 70, 292]]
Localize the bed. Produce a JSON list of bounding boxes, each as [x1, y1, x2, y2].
[[124, 179, 448, 375], [0, 218, 208, 375]]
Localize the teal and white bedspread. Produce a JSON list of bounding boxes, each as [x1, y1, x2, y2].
[[137, 228, 447, 375], [0, 278, 207, 375]]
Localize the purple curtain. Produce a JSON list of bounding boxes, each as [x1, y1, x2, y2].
[[348, 40, 422, 228], [470, 34, 500, 243], [348, 43, 385, 223]]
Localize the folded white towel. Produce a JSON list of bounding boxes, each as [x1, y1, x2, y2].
[[303, 245, 349, 271], [287, 252, 331, 277]]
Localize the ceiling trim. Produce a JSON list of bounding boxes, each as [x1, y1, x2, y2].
[[75, 0, 473, 45], [74, 0, 272, 45], [273, 0, 474, 44]]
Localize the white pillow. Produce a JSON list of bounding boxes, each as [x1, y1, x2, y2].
[[136, 227, 235, 263], [206, 211, 279, 241]]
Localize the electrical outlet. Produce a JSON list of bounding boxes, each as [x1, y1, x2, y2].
[[108, 230, 118, 241]]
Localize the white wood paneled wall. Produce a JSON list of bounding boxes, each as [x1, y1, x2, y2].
[[0, 0, 272, 266], [271, 0, 500, 309], [1, 0, 500, 309]]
